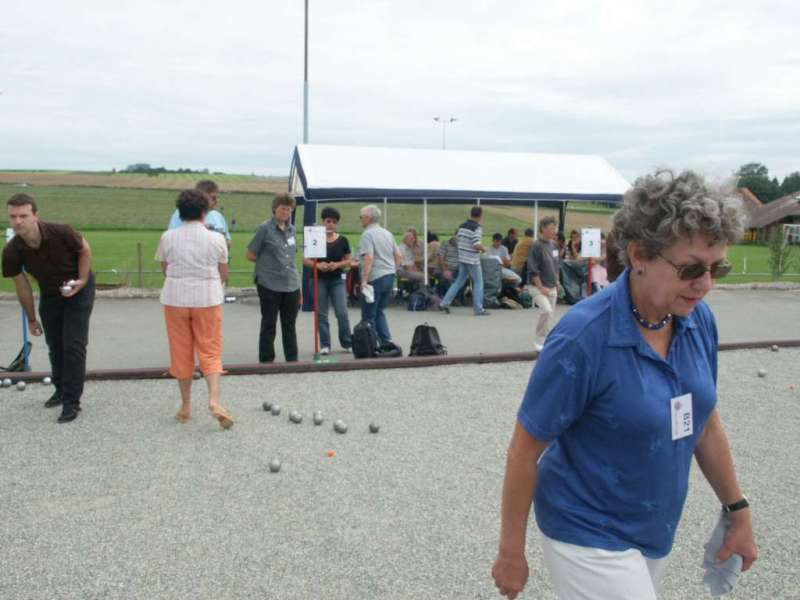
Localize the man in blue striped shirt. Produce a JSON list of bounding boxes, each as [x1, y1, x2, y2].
[[439, 206, 490, 316]]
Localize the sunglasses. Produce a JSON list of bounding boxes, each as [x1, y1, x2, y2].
[[658, 254, 732, 280]]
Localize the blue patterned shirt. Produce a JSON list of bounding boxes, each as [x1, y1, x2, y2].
[[517, 268, 718, 558]]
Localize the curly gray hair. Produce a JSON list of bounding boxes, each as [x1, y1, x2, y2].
[[611, 169, 744, 267]]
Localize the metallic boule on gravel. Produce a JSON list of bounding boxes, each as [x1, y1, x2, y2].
[[270, 404, 281, 416], [771, 345, 779, 352], [333, 420, 348, 434], [313, 412, 324, 426], [757, 368, 767, 378], [2, 378, 12, 387], [289, 410, 303, 424], [262, 401, 272, 412], [369, 422, 380, 434], [268, 459, 281, 473], [43, 376, 52, 385], [16, 381, 26, 391]]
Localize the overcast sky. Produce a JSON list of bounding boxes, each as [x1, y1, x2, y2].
[[1, 0, 798, 182]]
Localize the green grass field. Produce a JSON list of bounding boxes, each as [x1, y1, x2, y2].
[[0, 183, 616, 236], [1, 227, 796, 293], [1, 181, 797, 292]]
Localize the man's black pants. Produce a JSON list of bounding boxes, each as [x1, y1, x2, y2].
[[257, 285, 299, 362], [38, 276, 95, 409]]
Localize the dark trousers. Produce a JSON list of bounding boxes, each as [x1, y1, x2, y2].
[[257, 285, 300, 362], [38, 275, 95, 409]]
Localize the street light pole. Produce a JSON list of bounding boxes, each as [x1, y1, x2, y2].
[[303, 0, 309, 144], [433, 116, 457, 150]]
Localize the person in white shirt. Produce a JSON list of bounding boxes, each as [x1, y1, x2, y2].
[[487, 233, 522, 286], [398, 227, 425, 282], [156, 189, 233, 429]]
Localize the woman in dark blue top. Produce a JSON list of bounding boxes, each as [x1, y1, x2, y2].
[[302, 206, 353, 354], [492, 170, 758, 599]]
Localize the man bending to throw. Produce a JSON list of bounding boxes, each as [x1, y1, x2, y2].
[[2, 194, 95, 423]]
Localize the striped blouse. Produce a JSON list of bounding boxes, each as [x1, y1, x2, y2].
[[156, 222, 228, 307]]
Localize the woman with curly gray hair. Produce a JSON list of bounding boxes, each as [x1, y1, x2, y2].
[[492, 170, 757, 599]]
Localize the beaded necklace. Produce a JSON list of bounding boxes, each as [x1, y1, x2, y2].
[[631, 304, 673, 331]]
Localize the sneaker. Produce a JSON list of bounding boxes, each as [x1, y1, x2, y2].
[[438, 305, 450, 314], [534, 343, 544, 352], [320, 347, 330, 356], [474, 310, 491, 316]]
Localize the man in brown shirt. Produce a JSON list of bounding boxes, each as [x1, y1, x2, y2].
[[2, 194, 95, 423]]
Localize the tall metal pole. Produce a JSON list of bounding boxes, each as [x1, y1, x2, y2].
[[433, 117, 456, 150], [303, 0, 309, 144], [423, 198, 429, 287]]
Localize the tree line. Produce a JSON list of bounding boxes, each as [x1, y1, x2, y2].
[[737, 163, 800, 203], [120, 163, 211, 176]]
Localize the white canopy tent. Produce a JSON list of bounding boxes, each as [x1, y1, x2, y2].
[[290, 143, 630, 288]]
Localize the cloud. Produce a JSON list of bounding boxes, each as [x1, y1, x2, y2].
[[0, 0, 798, 180]]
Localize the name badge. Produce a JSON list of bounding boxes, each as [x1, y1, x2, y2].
[[341, 273, 347, 280], [670, 393, 693, 441], [551, 249, 559, 258], [287, 237, 296, 246]]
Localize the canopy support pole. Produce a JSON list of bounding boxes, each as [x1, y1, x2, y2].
[[534, 200, 539, 241], [383, 197, 388, 228], [422, 198, 429, 287], [558, 201, 568, 235], [301, 198, 316, 311]]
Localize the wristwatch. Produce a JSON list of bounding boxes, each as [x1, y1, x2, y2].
[[722, 497, 750, 513]]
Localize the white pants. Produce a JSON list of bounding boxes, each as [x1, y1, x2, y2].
[[530, 287, 558, 343], [541, 535, 668, 600]]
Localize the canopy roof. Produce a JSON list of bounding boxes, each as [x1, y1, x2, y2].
[[289, 144, 629, 206]]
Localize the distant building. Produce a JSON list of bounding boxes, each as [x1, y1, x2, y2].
[[737, 188, 762, 242], [743, 191, 800, 243]]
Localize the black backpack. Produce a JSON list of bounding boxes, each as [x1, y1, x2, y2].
[[409, 323, 447, 356], [352, 320, 379, 358]]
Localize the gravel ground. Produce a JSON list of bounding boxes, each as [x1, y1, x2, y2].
[[0, 349, 798, 599]]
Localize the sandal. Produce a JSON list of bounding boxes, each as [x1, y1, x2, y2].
[[210, 405, 234, 430], [175, 411, 191, 424]]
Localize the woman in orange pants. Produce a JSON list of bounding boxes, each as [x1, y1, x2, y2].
[[156, 188, 233, 429]]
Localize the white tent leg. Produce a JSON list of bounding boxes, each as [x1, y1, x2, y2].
[[534, 200, 539, 240], [383, 197, 388, 228], [423, 198, 429, 287]]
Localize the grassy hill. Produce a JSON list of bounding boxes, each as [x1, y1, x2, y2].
[[0, 170, 287, 193], [0, 183, 614, 235]]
